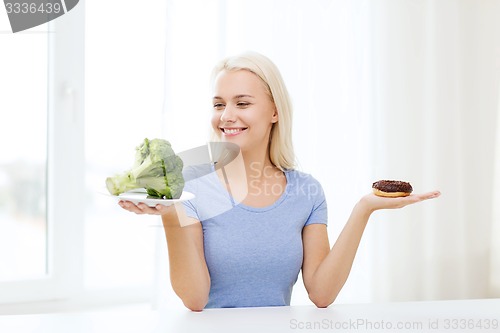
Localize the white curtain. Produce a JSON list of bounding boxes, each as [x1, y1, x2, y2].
[[158, 0, 500, 307], [368, 0, 500, 302], [493, 83, 500, 297]]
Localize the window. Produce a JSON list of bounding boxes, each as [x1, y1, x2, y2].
[[1, 0, 169, 309], [0, 19, 48, 284], [0, 3, 84, 305]]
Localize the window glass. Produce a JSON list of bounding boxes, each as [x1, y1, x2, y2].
[[0, 28, 48, 281]]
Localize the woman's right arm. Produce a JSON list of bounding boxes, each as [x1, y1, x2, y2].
[[119, 201, 210, 311]]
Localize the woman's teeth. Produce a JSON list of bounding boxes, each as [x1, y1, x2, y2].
[[224, 128, 244, 134]]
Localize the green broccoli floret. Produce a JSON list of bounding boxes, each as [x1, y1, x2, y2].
[[105, 138, 184, 199]]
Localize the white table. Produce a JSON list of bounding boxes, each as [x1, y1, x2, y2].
[[0, 298, 498, 333]]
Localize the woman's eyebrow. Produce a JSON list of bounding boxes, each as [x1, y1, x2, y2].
[[212, 94, 255, 100], [233, 94, 255, 99]]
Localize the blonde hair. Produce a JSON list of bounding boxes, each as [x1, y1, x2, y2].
[[210, 51, 296, 171]]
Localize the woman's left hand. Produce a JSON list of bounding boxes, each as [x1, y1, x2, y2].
[[359, 190, 441, 213]]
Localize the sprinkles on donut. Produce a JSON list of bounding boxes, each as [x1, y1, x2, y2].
[[372, 180, 413, 197]]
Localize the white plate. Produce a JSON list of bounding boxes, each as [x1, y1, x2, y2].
[[111, 189, 195, 207]]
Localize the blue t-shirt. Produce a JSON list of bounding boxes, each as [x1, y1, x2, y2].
[[182, 165, 328, 308]]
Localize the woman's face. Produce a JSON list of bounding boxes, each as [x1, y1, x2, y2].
[[211, 70, 278, 153]]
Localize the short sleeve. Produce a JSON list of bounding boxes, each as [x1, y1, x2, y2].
[[180, 165, 202, 221], [182, 195, 199, 221], [180, 164, 235, 222], [304, 177, 328, 227]]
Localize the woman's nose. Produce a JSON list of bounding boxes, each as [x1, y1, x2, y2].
[[220, 105, 236, 122]]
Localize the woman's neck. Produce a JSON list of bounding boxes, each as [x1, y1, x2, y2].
[[215, 145, 286, 206], [241, 147, 277, 181]]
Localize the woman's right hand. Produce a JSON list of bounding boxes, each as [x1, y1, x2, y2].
[[118, 200, 187, 228], [118, 200, 174, 216]]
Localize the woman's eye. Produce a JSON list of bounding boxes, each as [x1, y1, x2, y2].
[[213, 103, 225, 110], [237, 102, 250, 108]]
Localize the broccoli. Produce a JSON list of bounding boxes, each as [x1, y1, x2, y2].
[[105, 138, 184, 199]]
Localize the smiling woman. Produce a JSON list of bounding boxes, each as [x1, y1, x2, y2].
[[2, 0, 498, 314], [160, 0, 500, 307], [118, 50, 441, 311], [211, 70, 278, 154]]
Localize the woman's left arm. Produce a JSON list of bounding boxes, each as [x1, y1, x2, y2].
[[302, 191, 441, 308]]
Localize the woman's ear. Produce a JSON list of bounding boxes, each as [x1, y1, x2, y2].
[[271, 107, 278, 123]]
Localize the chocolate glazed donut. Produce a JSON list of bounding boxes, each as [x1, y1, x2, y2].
[[372, 180, 413, 197]]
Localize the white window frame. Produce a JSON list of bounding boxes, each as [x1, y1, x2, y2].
[[0, 1, 85, 305]]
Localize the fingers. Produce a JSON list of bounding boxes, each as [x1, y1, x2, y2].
[[412, 190, 441, 202], [427, 191, 441, 199], [394, 190, 441, 208], [118, 200, 168, 215]]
